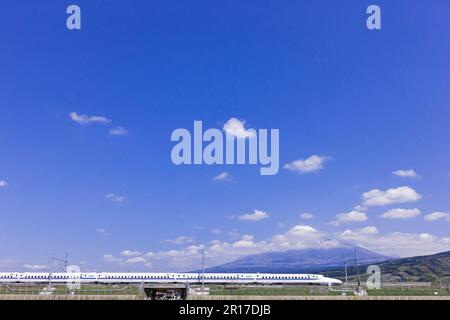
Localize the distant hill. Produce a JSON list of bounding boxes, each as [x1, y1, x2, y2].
[[322, 251, 450, 282], [204, 246, 391, 273]]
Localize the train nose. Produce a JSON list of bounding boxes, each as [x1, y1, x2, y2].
[[324, 277, 343, 285]]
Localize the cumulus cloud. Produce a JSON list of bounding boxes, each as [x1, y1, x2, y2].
[[109, 126, 128, 136], [238, 209, 270, 221], [353, 205, 368, 212], [103, 221, 450, 271], [0, 180, 7, 188], [223, 118, 255, 138], [103, 224, 336, 271], [125, 257, 147, 264], [424, 212, 450, 222], [360, 226, 379, 234], [232, 235, 257, 248], [300, 212, 314, 220], [120, 250, 142, 257], [380, 208, 421, 219], [23, 264, 47, 271], [337, 229, 450, 258], [362, 186, 422, 206], [106, 193, 127, 203], [70, 112, 111, 125], [213, 172, 232, 182], [287, 225, 319, 236], [331, 211, 368, 225], [284, 155, 329, 173], [393, 169, 419, 178], [340, 226, 378, 236]]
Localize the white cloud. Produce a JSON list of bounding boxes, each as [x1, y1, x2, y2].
[[213, 172, 232, 182], [419, 233, 434, 240], [287, 225, 318, 236], [106, 193, 126, 203], [120, 250, 142, 257], [340, 229, 353, 237], [337, 229, 450, 258], [284, 155, 329, 173], [223, 118, 255, 138], [0, 180, 7, 188], [232, 235, 257, 248], [69, 112, 111, 125], [166, 236, 194, 245], [125, 257, 147, 264], [360, 226, 379, 234], [300, 212, 314, 220], [332, 211, 368, 225], [23, 264, 47, 271], [424, 212, 450, 222], [381, 208, 421, 219], [109, 126, 128, 136], [103, 224, 334, 271], [393, 169, 419, 178], [340, 226, 378, 236], [104, 221, 450, 271], [238, 209, 270, 221], [211, 228, 222, 235], [353, 204, 367, 212], [362, 186, 422, 206]]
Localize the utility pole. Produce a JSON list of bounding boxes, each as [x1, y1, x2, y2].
[[48, 256, 53, 291], [201, 249, 205, 292], [55, 253, 69, 272], [344, 258, 348, 288], [354, 247, 361, 289], [48, 253, 69, 293]]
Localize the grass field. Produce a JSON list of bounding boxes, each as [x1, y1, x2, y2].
[[208, 285, 449, 296], [0, 284, 139, 296], [1, 284, 449, 298]]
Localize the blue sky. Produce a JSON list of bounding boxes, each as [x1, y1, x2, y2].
[[0, 1, 449, 271]]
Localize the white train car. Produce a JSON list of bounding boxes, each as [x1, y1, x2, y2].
[[0, 272, 342, 286]]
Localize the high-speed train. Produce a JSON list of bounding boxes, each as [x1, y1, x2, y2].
[[0, 272, 342, 286]]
